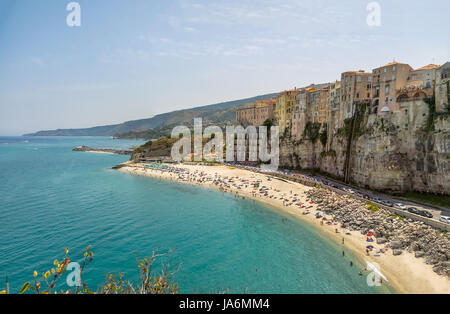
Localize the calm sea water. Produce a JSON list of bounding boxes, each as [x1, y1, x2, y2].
[[0, 136, 390, 293]]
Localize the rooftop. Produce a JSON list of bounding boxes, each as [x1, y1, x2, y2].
[[413, 64, 440, 71]]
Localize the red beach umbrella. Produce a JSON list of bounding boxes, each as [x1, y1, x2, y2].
[[367, 233, 374, 236]]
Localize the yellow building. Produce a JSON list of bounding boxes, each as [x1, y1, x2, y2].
[[317, 85, 330, 123], [326, 81, 341, 132], [275, 89, 299, 132]]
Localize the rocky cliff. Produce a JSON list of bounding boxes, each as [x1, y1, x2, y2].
[[280, 99, 450, 195]]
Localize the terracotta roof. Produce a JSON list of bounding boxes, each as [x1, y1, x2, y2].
[[375, 61, 411, 69], [413, 64, 440, 71]]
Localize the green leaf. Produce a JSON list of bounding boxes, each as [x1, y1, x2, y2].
[[19, 282, 30, 294]]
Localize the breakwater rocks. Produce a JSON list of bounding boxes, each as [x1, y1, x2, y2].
[[306, 188, 450, 278], [73, 146, 132, 155]]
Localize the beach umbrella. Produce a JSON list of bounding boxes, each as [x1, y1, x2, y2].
[[367, 233, 374, 236], [366, 245, 374, 249]]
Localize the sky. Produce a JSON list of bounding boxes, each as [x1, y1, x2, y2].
[[0, 0, 449, 135]]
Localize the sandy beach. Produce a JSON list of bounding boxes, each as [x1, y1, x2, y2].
[[117, 162, 450, 294]]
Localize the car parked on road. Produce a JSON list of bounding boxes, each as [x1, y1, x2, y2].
[[418, 210, 433, 218], [408, 207, 420, 215], [440, 211, 450, 224], [381, 200, 393, 207], [394, 203, 407, 210]]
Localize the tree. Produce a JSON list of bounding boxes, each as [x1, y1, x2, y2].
[[263, 119, 273, 129]]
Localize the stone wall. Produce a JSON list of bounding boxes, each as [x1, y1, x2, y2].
[[280, 99, 450, 195]]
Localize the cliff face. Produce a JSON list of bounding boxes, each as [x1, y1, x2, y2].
[[280, 100, 450, 195]]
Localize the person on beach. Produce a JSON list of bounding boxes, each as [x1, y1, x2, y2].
[[342, 238, 345, 245], [350, 261, 353, 267]]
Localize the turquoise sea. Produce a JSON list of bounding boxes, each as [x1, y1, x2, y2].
[[0, 136, 390, 293]]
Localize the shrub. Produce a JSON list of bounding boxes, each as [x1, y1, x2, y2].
[[13, 247, 178, 294]]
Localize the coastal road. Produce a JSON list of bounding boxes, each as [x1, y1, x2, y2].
[[232, 164, 448, 226], [286, 170, 447, 223]]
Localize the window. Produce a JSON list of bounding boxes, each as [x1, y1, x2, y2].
[[392, 75, 395, 80], [384, 68, 387, 73], [368, 76, 372, 82], [393, 66, 396, 71], [385, 86, 390, 94], [357, 76, 361, 82]]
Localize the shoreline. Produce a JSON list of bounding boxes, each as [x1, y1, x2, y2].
[[116, 162, 450, 294]]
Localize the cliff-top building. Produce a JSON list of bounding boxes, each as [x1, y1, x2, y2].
[[395, 64, 439, 105], [236, 99, 276, 126], [275, 89, 299, 133], [340, 70, 372, 124], [327, 80, 341, 134], [291, 88, 311, 139], [371, 62, 413, 115], [240, 59, 448, 142], [435, 62, 450, 113]]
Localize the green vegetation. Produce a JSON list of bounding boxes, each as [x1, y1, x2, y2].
[[423, 96, 436, 132], [365, 201, 380, 213], [394, 191, 450, 209], [132, 137, 179, 157], [336, 102, 368, 139], [9, 247, 178, 294], [263, 119, 273, 129], [303, 122, 321, 143], [423, 95, 450, 133], [387, 214, 405, 221], [319, 124, 328, 146], [336, 118, 352, 138]]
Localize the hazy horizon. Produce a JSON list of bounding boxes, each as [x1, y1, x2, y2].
[[1, 0, 449, 135]]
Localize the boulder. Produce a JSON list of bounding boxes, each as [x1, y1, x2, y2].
[[393, 249, 403, 256], [415, 251, 425, 258], [441, 261, 450, 268], [432, 265, 443, 274], [376, 237, 388, 244], [390, 241, 402, 249]]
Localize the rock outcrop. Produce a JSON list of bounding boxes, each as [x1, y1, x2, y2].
[[73, 146, 133, 155], [281, 100, 450, 195], [306, 188, 450, 277]]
